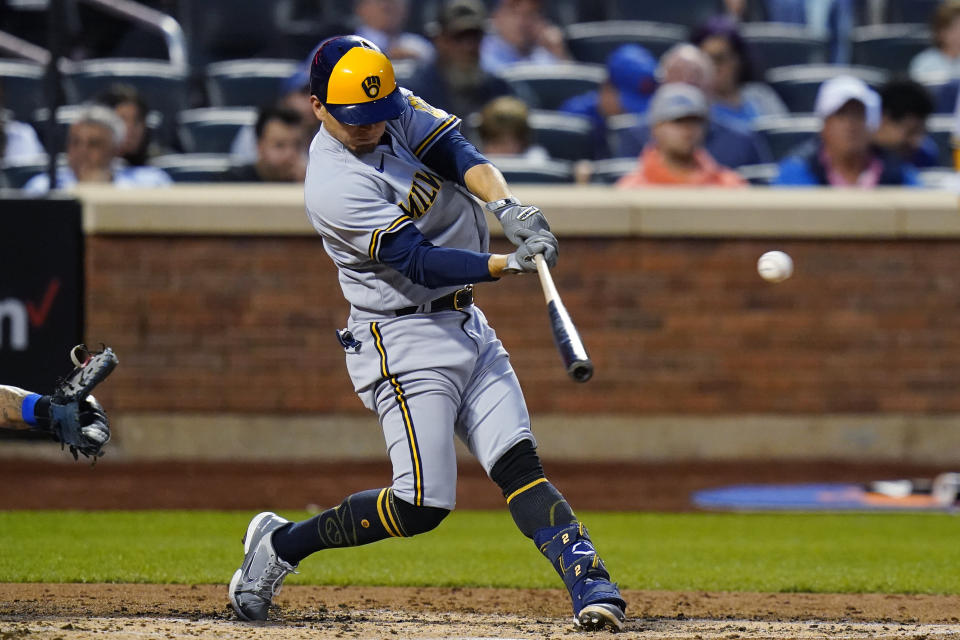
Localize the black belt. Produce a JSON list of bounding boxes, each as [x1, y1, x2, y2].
[[395, 286, 473, 316]]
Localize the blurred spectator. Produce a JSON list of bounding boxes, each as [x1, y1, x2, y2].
[[773, 76, 920, 186], [354, 0, 435, 63], [231, 59, 321, 164], [95, 84, 165, 167], [909, 1, 960, 79], [221, 106, 307, 183], [559, 44, 658, 159], [476, 96, 549, 160], [405, 0, 513, 119], [23, 105, 171, 194], [480, 0, 569, 74], [0, 81, 45, 163], [874, 79, 939, 168], [691, 16, 788, 126], [616, 84, 745, 188], [724, 0, 854, 63], [618, 44, 772, 168]]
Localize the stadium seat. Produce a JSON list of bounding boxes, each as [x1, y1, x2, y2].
[[183, 0, 280, 63], [32, 105, 164, 156], [528, 111, 594, 161], [499, 63, 606, 110], [604, 0, 722, 28], [926, 114, 955, 167], [739, 23, 828, 76], [150, 154, 233, 182], [205, 59, 300, 107], [589, 157, 636, 184], [1, 155, 48, 188], [766, 65, 888, 114], [605, 113, 643, 158], [752, 115, 820, 160], [486, 156, 574, 183], [0, 60, 46, 121], [565, 21, 687, 63], [736, 163, 779, 186], [178, 108, 258, 154], [62, 59, 188, 145], [884, 0, 941, 24], [851, 24, 931, 74]]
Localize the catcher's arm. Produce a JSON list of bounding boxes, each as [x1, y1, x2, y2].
[[1, 345, 117, 461], [0, 385, 33, 428]]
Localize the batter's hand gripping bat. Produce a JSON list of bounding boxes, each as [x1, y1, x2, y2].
[[534, 254, 593, 383]]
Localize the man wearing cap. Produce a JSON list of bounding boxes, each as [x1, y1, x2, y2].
[[773, 76, 920, 187], [560, 44, 658, 160], [404, 0, 514, 119], [227, 35, 627, 632], [616, 84, 745, 187]]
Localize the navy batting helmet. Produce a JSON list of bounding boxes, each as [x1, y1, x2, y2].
[[309, 35, 407, 126]]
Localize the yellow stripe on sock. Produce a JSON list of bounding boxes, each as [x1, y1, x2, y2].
[[505, 477, 548, 505], [385, 488, 405, 537], [376, 488, 399, 537]]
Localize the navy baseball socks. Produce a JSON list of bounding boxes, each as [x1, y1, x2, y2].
[[230, 489, 448, 620], [491, 441, 626, 631]]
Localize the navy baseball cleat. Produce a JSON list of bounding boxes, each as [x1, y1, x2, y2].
[[229, 511, 298, 621], [574, 579, 627, 631]]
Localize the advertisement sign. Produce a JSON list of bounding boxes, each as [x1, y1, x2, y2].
[[0, 197, 84, 400]]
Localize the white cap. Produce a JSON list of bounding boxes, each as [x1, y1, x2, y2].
[[814, 75, 881, 132]]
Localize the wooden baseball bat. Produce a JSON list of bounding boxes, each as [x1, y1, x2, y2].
[[534, 253, 593, 383]]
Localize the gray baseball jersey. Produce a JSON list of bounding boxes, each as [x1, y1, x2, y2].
[[304, 90, 534, 510]]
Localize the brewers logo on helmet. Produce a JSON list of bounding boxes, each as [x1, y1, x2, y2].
[[310, 35, 407, 126]]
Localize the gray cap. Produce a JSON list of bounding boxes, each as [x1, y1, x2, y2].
[[647, 83, 708, 126], [437, 0, 486, 34]]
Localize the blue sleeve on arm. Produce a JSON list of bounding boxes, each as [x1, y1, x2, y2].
[[420, 128, 488, 186], [21, 393, 41, 426], [379, 223, 496, 288]]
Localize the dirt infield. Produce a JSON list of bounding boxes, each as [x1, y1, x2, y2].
[[3, 459, 959, 639], [2, 584, 960, 639]]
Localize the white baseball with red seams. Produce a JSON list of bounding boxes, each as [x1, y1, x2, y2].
[[757, 251, 793, 283]]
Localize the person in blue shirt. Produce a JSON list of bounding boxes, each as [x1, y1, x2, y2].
[[23, 105, 171, 194], [690, 15, 787, 127], [559, 44, 658, 159], [773, 76, 920, 187], [480, 0, 569, 74]]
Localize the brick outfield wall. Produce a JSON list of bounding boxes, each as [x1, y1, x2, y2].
[[86, 235, 960, 415]]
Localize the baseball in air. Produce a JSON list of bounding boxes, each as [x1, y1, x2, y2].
[[757, 250, 793, 283]]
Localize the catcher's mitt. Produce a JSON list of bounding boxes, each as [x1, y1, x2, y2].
[[48, 344, 118, 461]]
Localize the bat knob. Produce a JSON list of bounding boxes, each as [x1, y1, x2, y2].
[[569, 360, 594, 383]]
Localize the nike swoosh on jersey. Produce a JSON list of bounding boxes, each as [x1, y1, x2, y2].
[[375, 154, 385, 173]]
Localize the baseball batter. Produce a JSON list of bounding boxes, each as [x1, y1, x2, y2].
[[228, 35, 626, 631]]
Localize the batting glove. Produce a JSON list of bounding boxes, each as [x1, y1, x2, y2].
[[486, 197, 550, 248]]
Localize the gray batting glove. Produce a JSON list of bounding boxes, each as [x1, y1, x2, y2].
[[486, 197, 550, 247], [504, 229, 558, 274]]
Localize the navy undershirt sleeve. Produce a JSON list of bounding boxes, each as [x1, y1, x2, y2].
[[421, 128, 489, 186], [379, 223, 496, 288]]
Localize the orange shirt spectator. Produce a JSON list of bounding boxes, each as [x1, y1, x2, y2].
[[616, 84, 745, 188]]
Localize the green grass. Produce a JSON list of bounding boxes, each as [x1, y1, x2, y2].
[[0, 510, 957, 593]]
